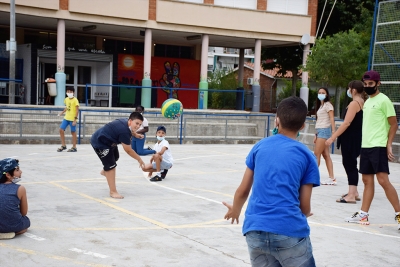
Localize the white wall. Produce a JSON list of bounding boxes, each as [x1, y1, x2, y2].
[[95, 61, 111, 97], [267, 0, 308, 15]]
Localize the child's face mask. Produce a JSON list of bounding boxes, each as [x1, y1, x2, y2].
[[156, 136, 165, 141], [66, 93, 74, 98]]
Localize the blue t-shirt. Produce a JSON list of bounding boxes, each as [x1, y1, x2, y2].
[[91, 118, 132, 149], [243, 134, 320, 238]]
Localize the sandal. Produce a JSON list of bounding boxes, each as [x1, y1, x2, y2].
[[67, 147, 77, 152], [57, 146, 67, 152], [341, 193, 361, 201], [149, 175, 162, 182]]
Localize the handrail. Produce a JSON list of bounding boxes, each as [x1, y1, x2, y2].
[[0, 78, 22, 82]]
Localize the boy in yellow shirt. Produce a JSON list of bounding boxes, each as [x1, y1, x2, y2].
[[57, 87, 79, 152]]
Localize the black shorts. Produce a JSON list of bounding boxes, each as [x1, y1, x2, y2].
[[92, 145, 119, 171], [359, 147, 389, 174]]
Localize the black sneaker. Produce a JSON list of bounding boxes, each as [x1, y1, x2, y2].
[[161, 169, 168, 179], [147, 146, 152, 150], [149, 175, 162, 182]]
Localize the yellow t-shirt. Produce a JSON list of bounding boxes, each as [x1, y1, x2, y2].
[[64, 97, 80, 121]]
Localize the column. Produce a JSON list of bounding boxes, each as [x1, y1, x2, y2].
[[198, 34, 209, 109], [141, 28, 152, 108], [300, 44, 311, 108], [252, 39, 261, 112], [236, 48, 245, 110], [55, 19, 66, 106], [8, 0, 16, 104]]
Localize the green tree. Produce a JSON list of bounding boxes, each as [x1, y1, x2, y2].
[[261, 46, 302, 96], [277, 80, 318, 111], [317, 0, 375, 37], [207, 69, 238, 109], [306, 30, 369, 116]]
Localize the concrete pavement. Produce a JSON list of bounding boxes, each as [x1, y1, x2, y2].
[[0, 144, 399, 267]]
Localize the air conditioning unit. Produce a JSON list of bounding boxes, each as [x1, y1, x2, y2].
[[247, 78, 253, 85]]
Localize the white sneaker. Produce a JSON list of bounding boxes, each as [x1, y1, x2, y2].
[[345, 212, 369, 225], [0, 232, 15, 240], [321, 178, 337, 185]]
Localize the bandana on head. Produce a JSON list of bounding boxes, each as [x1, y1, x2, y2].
[[0, 158, 19, 174]]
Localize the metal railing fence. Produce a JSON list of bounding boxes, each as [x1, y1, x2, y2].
[[0, 106, 338, 152]]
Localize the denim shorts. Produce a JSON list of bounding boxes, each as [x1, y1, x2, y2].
[[60, 119, 77, 132], [152, 161, 172, 170], [316, 127, 331, 139], [245, 231, 315, 267]]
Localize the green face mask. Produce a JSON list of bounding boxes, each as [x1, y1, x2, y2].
[[272, 127, 300, 137]]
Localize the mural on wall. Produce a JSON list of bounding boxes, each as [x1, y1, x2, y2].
[[159, 61, 180, 99], [118, 54, 200, 108]]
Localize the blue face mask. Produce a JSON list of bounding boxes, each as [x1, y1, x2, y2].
[[156, 136, 165, 141], [317, 94, 326, 101], [347, 89, 353, 98]]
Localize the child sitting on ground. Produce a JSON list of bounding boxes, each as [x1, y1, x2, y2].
[[223, 96, 320, 266], [0, 158, 30, 240], [142, 126, 173, 182]]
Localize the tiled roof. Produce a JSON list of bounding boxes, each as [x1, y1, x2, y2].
[[244, 62, 300, 78]]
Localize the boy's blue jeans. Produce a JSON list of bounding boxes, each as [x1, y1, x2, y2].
[[131, 134, 155, 156], [245, 231, 315, 267]]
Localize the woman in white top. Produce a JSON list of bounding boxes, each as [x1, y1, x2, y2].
[[314, 87, 336, 185]]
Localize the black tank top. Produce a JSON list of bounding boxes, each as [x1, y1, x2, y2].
[[339, 100, 363, 149], [343, 101, 363, 135]]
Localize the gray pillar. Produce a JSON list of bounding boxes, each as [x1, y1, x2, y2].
[[55, 19, 66, 106], [8, 0, 16, 104], [300, 44, 311, 108], [252, 40, 261, 112], [238, 49, 245, 87], [236, 48, 245, 110]]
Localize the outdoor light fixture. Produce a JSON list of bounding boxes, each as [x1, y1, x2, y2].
[[82, 25, 97, 31], [186, 35, 201, 41]]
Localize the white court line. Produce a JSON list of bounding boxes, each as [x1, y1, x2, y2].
[[309, 220, 400, 239], [24, 232, 46, 241], [143, 172, 221, 204], [28, 153, 39, 155], [68, 248, 109, 259], [174, 154, 225, 161], [153, 182, 221, 204]]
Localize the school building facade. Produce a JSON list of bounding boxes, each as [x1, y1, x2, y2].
[[0, 0, 318, 110]]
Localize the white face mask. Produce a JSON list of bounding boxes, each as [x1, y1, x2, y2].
[[156, 136, 165, 141], [347, 89, 353, 98], [317, 94, 326, 101], [66, 93, 74, 98], [12, 177, 21, 184]]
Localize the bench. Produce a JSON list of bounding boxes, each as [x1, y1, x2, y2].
[[89, 92, 109, 107]]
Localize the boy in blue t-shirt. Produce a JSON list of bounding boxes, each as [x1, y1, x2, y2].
[[91, 112, 145, 199], [223, 96, 320, 267]]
